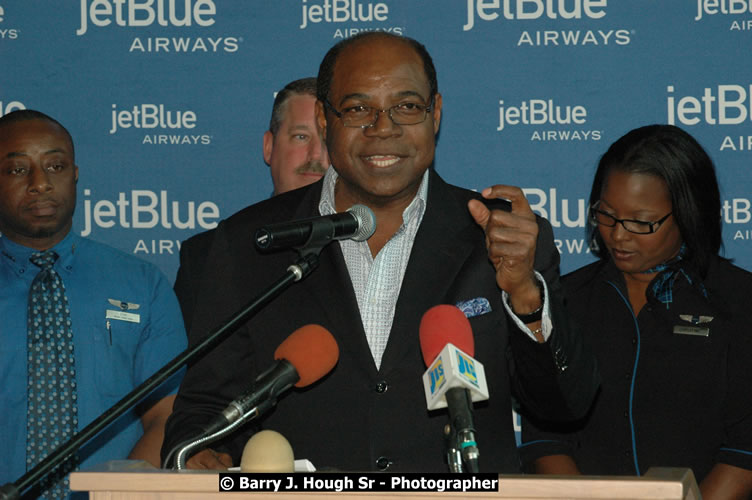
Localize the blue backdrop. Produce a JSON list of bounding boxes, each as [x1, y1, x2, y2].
[[2, 0, 750, 284]]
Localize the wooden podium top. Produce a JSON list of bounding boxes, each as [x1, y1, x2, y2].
[[70, 461, 700, 500]]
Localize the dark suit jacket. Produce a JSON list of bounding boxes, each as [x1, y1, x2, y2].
[[163, 170, 598, 472]]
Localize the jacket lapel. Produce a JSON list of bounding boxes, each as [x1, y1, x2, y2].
[[378, 171, 479, 375], [289, 185, 379, 378]]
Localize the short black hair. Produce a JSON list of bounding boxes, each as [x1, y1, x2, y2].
[[316, 32, 438, 104], [588, 124, 722, 277], [269, 77, 318, 135], [0, 109, 75, 159]]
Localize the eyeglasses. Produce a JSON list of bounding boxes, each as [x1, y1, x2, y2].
[[590, 204, 673, 235], [324, 97, 434, 128]]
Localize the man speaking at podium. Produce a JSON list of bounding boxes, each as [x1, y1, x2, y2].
[[162, 32, 598, 472]]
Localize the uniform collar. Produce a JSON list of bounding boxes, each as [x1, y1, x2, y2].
[[0, 231, 79, 277], [317, 165, 430, 221], [598, 257, 709, 307]]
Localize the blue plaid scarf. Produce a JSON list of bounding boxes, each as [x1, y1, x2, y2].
[[643, 245, 707, 307]]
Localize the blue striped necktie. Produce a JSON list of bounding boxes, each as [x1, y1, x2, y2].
[[26, 250, 79, 499]]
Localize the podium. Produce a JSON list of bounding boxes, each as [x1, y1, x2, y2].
[[70, 461, 700, 500]]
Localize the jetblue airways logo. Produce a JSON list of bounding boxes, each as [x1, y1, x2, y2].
[[300, 0, 389, 29], [76, 0, 240, 54], [497, 97, 602, 142], [110, 103, 212, 145], [299, 0, 404, 39], [77, 0, 217, 35], [667, 84, 752, 151], [695, 0, 752, 20], [464, 0, 608, 30], [498, 98, 587, 131], [667, 84, 752, 126], [463, 0, 632, 47], [111, 104, 197, 133]]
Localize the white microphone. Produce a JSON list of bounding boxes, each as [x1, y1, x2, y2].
[[255, 204, 376, 250], [240, 430, 295, 473], [420, 305, 489, 473]]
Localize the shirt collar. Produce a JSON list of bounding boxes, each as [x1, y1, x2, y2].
[[318, 166, 430, 225], [0, 231, 78, 277]]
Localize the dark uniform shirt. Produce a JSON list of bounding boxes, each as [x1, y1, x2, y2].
[[519, 257, 752, 481]]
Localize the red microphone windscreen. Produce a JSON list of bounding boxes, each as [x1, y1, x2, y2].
[[274, 324, 339, 387], [419, 305, 474, 366]]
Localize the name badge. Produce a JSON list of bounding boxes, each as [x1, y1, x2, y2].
[[674, 313, 712, 337], [106, 309, 140, 323], [673, 325, 709, 337]]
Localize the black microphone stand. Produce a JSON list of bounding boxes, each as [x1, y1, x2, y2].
[[442, 389, 480, 473], [0, 231, 332, 500]]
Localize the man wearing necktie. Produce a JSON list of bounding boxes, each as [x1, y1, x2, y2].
[[0, 110, 187, 499]]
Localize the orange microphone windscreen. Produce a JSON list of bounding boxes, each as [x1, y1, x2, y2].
[[274, 324, 339, 387], [418, 305, 474, 366]]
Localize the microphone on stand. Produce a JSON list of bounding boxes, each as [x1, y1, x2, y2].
[[255, 204, 376, 250], [419, 305, 489, 473], [168, 325, 339, 469], [203, 324, 339, 436]]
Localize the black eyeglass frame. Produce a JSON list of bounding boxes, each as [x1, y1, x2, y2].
[[323, 96, 435, 129], [590, 204, 673, 235]]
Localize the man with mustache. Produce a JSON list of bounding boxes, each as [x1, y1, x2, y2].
[[168, 79, 329, 334], [264, 77, 330, 195], [0, 110, 186, 498]]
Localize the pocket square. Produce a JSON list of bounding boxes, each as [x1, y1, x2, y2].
[[455, 297, 492, 318]]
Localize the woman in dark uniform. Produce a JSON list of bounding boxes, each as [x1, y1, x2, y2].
[[520, 124, 752, 499]]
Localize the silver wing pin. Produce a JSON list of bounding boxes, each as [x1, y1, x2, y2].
[[679, 314, 713, 325], [108, 298, 141, 311]]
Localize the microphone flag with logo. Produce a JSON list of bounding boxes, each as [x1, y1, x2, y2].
[[419, 305, 488, 473], [419, 305, 489, 410]]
